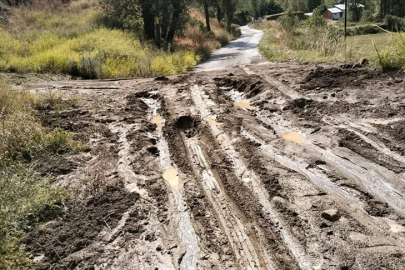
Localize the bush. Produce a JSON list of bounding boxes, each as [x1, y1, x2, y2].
[[384, 15, 405, 31], [278, 9, 299, 34], [374, 34, 405, 71]]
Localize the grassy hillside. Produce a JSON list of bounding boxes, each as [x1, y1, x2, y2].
[[0, 0, 238, 79]]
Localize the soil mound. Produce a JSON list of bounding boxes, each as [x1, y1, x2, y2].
[[301, 67, 380, 90]]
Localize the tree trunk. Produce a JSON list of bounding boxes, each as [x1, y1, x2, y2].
[[216, 2, 222, 24], [155, 0, 161, 48], [140, 0, 155, 40], [166, 1, 183, 50], [204, 0, 211, 31]]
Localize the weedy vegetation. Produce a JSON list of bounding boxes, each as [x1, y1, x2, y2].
[[0, 0, 240, 79], [0, 79, 87, 269]]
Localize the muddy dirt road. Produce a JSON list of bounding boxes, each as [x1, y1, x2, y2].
[[24, 62, 405, 270]]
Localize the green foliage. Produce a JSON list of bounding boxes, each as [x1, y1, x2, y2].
[[306, 7, 326, 29], [374, 34, 405, 71], [384, 15, 405, 31], [361, 10, 376, 23], [349, 1, 364, 22], [278, 9, 299, 34]]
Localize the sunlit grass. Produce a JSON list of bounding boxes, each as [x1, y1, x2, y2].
[[0, 1, 203, 78]]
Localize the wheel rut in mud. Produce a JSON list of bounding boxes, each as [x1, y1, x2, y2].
[[26, 63, 405, 270]]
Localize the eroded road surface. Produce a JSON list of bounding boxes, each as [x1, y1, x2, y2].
[[24, 62, 405, 270], [193, 25, 264, 72]]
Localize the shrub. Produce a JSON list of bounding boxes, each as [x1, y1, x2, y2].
[[374, 34, 405, 71], [278, 9, 299, 34], [384, 15, 405, 31]]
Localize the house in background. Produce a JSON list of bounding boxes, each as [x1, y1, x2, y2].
[[334, 3, 365, 15], [323, 8, 343, 20]]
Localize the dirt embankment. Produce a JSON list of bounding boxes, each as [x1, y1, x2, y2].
[[23, 63, 405, 270]]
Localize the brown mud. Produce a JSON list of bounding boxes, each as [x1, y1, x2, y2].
[[24, 63, 405, 270]]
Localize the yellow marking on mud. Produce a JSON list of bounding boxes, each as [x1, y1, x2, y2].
[[282, 132, 307, 145], [235, 101, 254, 110], [163, 167, 180, 188], [204, 117, 224, 126], [368, 118, 401, 125], [151, 115, 163, 132]]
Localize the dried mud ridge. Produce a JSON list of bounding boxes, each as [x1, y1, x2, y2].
[[26, 63, 405, 270]]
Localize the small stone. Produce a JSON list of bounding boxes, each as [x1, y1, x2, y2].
[[321, 209, 341, 222], [316, 87, 321, 90]]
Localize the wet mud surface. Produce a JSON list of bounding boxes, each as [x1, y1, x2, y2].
[[25, 63, 405, 269]]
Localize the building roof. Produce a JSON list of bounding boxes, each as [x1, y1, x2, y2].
[[335, 3, 365, 10], [335, 4, 346, 10], [328, 8, 343, 13]]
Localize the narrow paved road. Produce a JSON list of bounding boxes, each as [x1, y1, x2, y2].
[[193, 25, 264, 72]]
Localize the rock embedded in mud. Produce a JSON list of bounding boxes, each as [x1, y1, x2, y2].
[[321, 209, 341, 222]]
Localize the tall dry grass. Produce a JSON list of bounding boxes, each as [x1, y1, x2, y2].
[[175, 9, 240, 60]]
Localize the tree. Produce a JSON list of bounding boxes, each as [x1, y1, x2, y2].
[[308, 0, 322, 11], [222, 0, 237, 31], [306, 6, 326, 28], [100, 0, 192, 49], [349, 0, 363, 22], [278, 8, 299, 34]]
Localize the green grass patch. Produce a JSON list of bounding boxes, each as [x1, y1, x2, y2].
[[347, 32, 391, 59], [0, 1, 201, 79], [0, 27, 200, 79]]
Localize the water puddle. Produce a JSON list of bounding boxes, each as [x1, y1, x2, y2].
[[151, 115, 163, 131], [163, 167, 179, 188], [368, 118, 401, 125], [282, 132, 307, 145], [204, 117, 224, 126], [235, 101, 254, 110]]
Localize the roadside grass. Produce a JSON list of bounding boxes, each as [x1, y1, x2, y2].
[[0, 0, 239, 79], [256, 21, 393, 65], [347, 32, 391, 59], [256, 21, 357, 63], [0, 79, 86, 269]]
